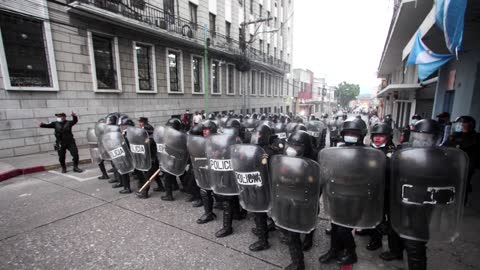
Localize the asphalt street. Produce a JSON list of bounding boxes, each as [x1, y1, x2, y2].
[[0, 161, 479, 270]]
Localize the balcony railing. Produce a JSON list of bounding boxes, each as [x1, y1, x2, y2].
[[69, 0, 290, 72]]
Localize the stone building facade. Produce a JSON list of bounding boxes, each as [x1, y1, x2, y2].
[[0, 0, 294, 157]]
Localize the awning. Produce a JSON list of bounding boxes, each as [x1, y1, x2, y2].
[[376, 83, 422, 97]]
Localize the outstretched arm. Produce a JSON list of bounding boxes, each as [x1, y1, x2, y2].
[[38, 121, 55, 128]]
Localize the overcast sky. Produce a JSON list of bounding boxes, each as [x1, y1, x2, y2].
[[292, 0, 393, 95]]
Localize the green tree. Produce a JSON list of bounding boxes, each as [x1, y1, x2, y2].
[[335, 81, 360, 108]]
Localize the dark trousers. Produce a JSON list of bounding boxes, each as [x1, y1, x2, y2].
[[331, 224, 355, 251], [58, 141, 79, 167], [404, 239, 427, 270]]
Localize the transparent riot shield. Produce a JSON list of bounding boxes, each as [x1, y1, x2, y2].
[[156, 127, 188, 176], [187, 134, 211, 190], [101, 131, 134, 175], [126, 126, 152, 171], [270, 155, 321, 233], [307, 120, 327, 150], [86, 128, 102, 164], [94, 122, 110, 161], [319, 147, 386, 229], [230, 144, 270, 212], [206, 134, 240, 195], [390, 147, 468, 242]]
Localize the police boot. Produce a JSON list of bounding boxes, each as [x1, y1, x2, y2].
[[161, 178, 174, 201], [119, 175, 132, 194], [153, 178, 165, 192], [379, 251, 403, 261], [197, 190, 216, 224], [249, 213, 270, 251], [302, 230, 314, 251], [60, 161, 67, 173], [286, 233, 305, 270], [215, 201, 233, 238], [232, 198, 247, 220], [336, 248, 358, 265], [135, 186, 149, 199], [97, 162, 109, 180]]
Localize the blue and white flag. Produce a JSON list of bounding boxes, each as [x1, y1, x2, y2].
[[407, 32, 454, 81], [435, 0, 468, 55]]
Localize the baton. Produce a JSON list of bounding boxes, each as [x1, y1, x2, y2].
[[138, 169, 162, 192]]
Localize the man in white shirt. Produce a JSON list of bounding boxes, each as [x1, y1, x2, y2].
[[193, 111, 203, 125]]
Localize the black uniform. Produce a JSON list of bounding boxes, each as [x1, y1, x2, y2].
[[40, 115, 81, 172]]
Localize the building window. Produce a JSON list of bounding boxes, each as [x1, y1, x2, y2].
[[237, 70, 242, 95], [274, 17, 277, 27], [274, 76, 278, 96], [209, 13, 216, 37], [191, 55, 203, 94], [280, 50, 283, 61], [260, 72, 265, 95], [268, 74, 272, 96], [225, 21, 231, 42], [267, 44, 270, 56], [251, 70, 256, 95], [227, 64, 235, 95], [0, 13, 59, 91], [88, 31, 121, 91], [211, 60, 221, 95], [267, 11, 271, 26], [274, 47, 277, 58], [133, 42, 156, 93], [250, 0, 253, 13], [259, 4, 263, 16], [166, 48, 183, 93], [259, 39, 264, 54], [189, 3, 198, 30]]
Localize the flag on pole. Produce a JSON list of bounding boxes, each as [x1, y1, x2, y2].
[[435, 0, 468, 56], [406, 32, 454, 81]]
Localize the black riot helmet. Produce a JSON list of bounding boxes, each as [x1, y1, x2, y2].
[[105, 113, 119, 125], [225, 118, 244, 138], [260, 114, 267, 120], [143, 123, 154, 137], [285, 130, 312, 158], [410, 119, 440, 147], [341, 117, 367, 137], [454, 115, 476, 132], [252, 113, 258, 120], [166, 118, 182, 131], [117, 114, 129, 126], [251, 124, 273, 146], [226, 118, 241, 129], [370, 122, 393, 137], [119, 116, 133, 126], [190, 124, 204, 136], [202, 120, 218, 136], [295, 123, 307, 132]]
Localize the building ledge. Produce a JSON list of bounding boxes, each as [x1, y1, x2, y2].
[[377, 83, 422, 97]]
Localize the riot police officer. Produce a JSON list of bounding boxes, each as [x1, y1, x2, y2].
[[38, 112, 83, 173], [446, 116, 480, 204], [118, 117, 135, 194], [196, 121, 218, 224], [320, 118, 367, 266], [184, 124, 203, 207], [366, 122, 404, 261], [247, 124, 280, 251], [282, 130, 319, 270], [160, 118, 183, 201]]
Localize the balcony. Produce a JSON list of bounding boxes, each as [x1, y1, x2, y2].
[[66, 0, 290, 72]]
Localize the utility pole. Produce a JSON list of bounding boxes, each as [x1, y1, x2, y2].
[[204, 25, 210, 116]]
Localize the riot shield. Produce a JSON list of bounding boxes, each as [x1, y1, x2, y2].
[[307, 120, 327, 150], [126, 126, 152, 171], [273, 123, 288, 141], [187, 134, 211, 190], [101, 131, 134, 175], [286, 122, 298, 136], [319, 147, 386, 229], [230, 144, 270, 212], [86, 128, 102, 164], [206, 134, 240, 195], [156, 127, 188, 176], [390, 147, 468, 242], [269, 155, 321, 233], [258, 120, 275, 129], [94, 122, 110, 161]]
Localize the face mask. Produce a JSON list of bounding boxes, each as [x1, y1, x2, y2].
[[371, 142, 386, 148], [57, 117, 63, 122], [454, 124, 463, 133], [285, 147, 297, 157], [344, 136, 358, 143]]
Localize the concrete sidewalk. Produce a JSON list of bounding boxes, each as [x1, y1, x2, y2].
[[0, 147, 92, 181]]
